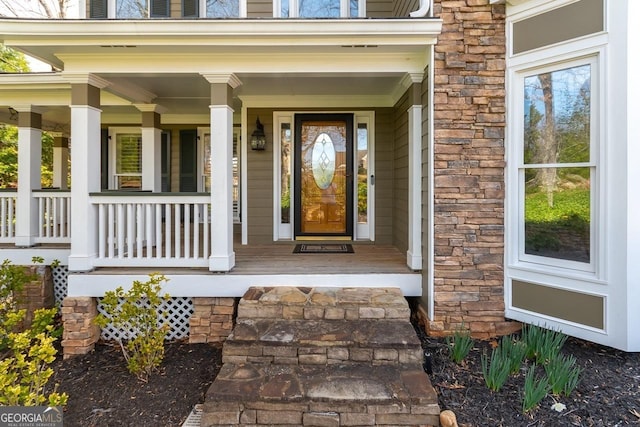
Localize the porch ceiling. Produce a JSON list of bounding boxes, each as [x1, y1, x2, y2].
[[0, 18, 442, 130]]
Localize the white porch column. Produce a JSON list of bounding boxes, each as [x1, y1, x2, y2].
[[65, 74, 109, 272], [136, 105, 164, 192], [202, 74, 242, 272], [407, 76, 423, 270], [52, 136, 69, 190], [15, 108, 43, 247]]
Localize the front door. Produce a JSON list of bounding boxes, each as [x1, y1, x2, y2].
[[294, 114, 354, 238]]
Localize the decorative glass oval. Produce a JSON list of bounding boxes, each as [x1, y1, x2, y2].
[[311, 133, 336, 190]]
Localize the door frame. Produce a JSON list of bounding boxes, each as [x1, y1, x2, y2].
[[293, 113, 354, 239], [272, 110, 375, 242]]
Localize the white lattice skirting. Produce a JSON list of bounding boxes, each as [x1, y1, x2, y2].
[[52, 266, 194, 341], [97, 297, 195, 341]]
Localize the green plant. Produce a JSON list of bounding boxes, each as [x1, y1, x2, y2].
[[0, 308, 68, 407], [522, 364, 550, 413], [481, 346, 511, 392], [521, 323, 567, 365], [446, 325, 474, 364], [498, 336, 528, 375], [545, 353, 582, 396], [95, 274, 170, 382], [0, 259, 39, 349]]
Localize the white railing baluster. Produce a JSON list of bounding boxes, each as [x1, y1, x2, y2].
[[174, 203, 181, 259], [184, 203, 191, 259], [90, 193, 212, 267], [193, 203, 200, 259], [98, 204, 105, 259], [165, 203, 171, 259]]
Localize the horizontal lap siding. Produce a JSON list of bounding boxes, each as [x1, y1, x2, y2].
[[392, 0, 418, 17], [367, 0, 393, 18], [393, 91, 410, 253], [247, 0, 272, 18], [247, 109, 275, 244], [374, 109, 394, 245]]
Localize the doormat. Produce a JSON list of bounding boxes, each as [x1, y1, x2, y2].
[[293, 244, 354, 254]]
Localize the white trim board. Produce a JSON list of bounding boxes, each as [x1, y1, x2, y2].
[[68, 272, 422, 297]]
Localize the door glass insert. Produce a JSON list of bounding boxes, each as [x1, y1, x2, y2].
[[115, 133, 142, 189], [296, 115, 353, 236], [281, 123, 292, 224], [357, 123, 368, 223]]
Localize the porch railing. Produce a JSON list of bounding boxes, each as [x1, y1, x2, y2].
[[0, 190, 17, 243], [33, 190, 71, 244], [91, 193, 212, 267]]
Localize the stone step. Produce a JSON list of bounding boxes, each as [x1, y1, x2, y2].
[[202, 363, 440, 427], [222, 318, 423, 366], [237, 287, 411, 321]]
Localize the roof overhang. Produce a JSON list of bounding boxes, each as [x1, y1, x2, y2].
[[0, 18, 442, 70]]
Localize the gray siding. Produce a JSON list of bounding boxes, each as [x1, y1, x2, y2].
[[392, 0, 418, 17], [246, 109, 275, 244], [392, 91, 410, 252], [367, 0, 393, 18], [373, 108, 394, 245]]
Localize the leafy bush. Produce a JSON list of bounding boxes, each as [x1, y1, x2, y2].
[[0, 258, 66, 407], [545, 353, 582, 396], [0, 308, 68, 406], [446, 325, 474, 364], [95, 274, 170, 382], [522, 364, 549, 413]]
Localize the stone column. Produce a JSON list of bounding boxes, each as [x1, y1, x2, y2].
[[15, 107, 43, 247], [61, 297, 100, 358], [52, 136, 69, 190], [65, 74, 109, 272], [202, 74, 242, 272]]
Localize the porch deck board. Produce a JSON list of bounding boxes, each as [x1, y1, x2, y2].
[[89, 244, 412, 275]]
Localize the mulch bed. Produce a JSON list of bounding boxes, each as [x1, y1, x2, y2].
[[48, 326, 639, 426], [50, 341, 222, 427], [415, 325, 640, 427]]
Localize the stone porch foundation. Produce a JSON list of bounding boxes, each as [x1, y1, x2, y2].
[[60, 297, 100, 359], [16, 266, 54, 331], [189, 297, 237, 344]]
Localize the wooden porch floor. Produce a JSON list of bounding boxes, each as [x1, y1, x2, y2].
[[85, 243, 414, 275]]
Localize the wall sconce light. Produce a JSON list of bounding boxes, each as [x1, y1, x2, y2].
[[250, 117, 266, 151]]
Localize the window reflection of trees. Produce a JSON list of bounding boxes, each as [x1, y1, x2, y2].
[[116, 0, 147, 18], [207, 0, 239, 17], [523, 64, 592, 263]]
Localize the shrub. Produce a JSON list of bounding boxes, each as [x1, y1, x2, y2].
[[446, 325, 474, 364], [481, 345, 512, 392], [545, 353, 582, 396], [95, 274, 170, 382], [521, 323, 567, 365], [0, 259, 37, 348], [0, 308, 68, 407], [522, 364, 550, 413]]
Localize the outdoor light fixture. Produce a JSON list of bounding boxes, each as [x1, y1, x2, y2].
[[250, 117, 266, 151]]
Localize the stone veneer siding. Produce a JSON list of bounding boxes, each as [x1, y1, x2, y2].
[[189, 297, 237, 344], [429, 0, 518, 338]]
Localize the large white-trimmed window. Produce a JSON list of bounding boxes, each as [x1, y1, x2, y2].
[[510, 54, 599, 274], [274, 0, 364, 18], [109, 128, 142, 190]]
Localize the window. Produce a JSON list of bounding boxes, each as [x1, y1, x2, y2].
[[90, 0, 169, 18], [512, 57, 598, 272], [183, 0, 240, 17], [522, 63, 593, 264], [275, 0, 364, 17], [114, 133, 142, 189]]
